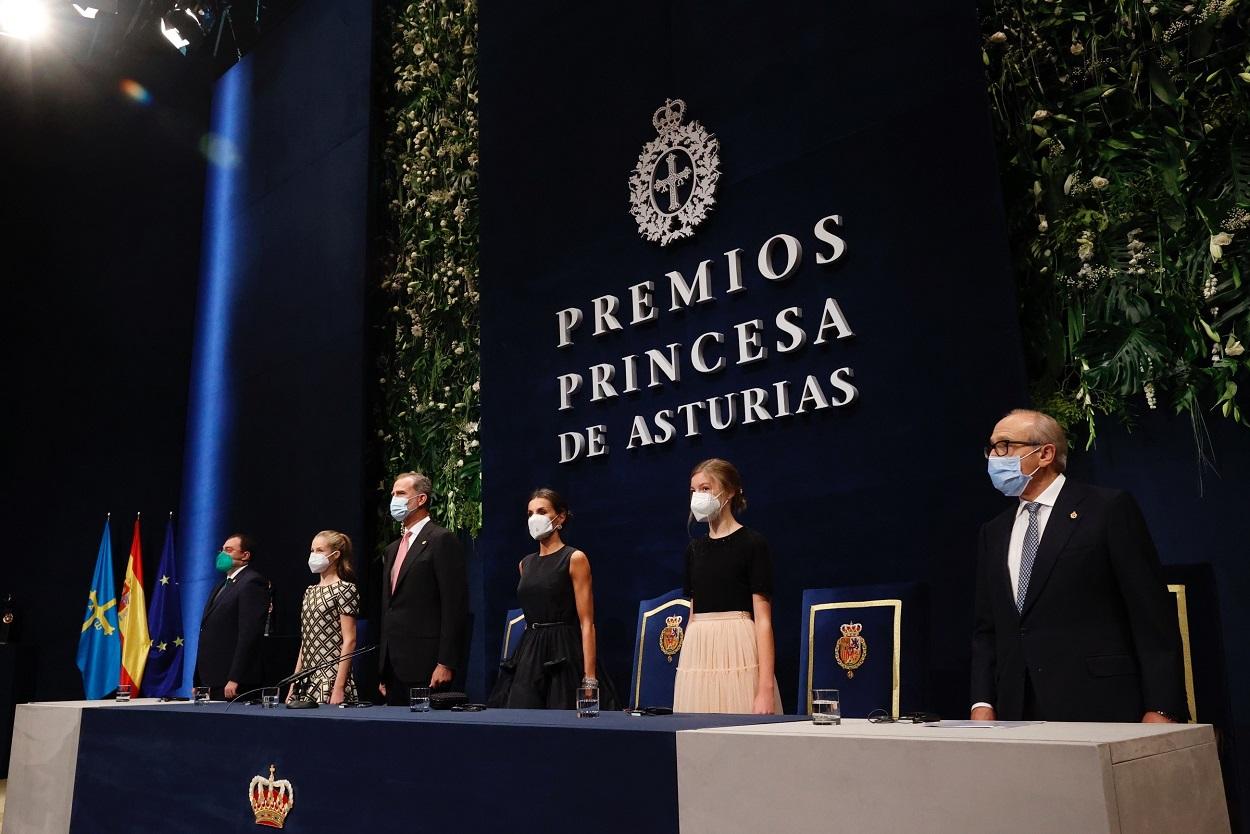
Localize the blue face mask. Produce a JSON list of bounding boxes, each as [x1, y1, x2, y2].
[[987, 447, 1043, 497]]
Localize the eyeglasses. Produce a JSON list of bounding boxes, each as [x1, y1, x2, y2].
[[867, 709, 930, 724], [983, 439, 1042, 458]]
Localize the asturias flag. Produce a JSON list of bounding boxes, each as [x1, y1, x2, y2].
[[118, 515, 151, 693], [144, 515, 185, 697], [77, 517, 122, 699]]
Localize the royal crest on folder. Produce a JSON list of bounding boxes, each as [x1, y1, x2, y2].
[[835, 622, 868, 678], [249, 764, 294, 828], [659, 614, 685, 662], [628, 98, 721, 246]]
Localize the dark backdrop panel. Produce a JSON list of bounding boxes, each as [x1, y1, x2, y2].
[[0, 42, 210, 700], [178, 0, 374, 685], [476, 0, 1025, 716]]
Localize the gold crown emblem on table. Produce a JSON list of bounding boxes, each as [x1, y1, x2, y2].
[[249, 764, 294, 828], [659, 614, 685, 661], [835, 622, 868, 678]]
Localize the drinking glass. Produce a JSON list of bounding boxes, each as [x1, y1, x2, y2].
[[576, 683, 600, 718], [115, 684, 131, 703], [812, 688, 841, 725], [261, 687, 279, 709], [409, 686, 431, 712], [192, 686, 210, 705]]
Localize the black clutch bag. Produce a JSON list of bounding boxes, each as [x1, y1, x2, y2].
[[430, 691, 468, 710]]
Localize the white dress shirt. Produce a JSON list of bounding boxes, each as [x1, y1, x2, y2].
[[1007, 473, 1066, 601], [972, 473, 1066, 712]]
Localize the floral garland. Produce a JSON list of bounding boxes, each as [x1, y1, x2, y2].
[[376, 0, 481, 534], [982, 0, 1249, 445]]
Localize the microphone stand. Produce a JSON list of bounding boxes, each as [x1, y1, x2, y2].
[[225, 644, 377, 712]]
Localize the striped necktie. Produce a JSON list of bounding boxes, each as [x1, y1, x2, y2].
[[1016, 502, 1042, 612]]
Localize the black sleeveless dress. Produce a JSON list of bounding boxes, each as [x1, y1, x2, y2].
[[488, 544, 619, 709]]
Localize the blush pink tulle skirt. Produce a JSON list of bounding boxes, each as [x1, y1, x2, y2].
[[673, 611, 783, 714]]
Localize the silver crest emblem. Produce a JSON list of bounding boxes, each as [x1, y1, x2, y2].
[[629, 99, 721, 246]]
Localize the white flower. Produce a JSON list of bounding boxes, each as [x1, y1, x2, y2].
[[1226, 335, 1245, 357], [1038, 215, 1049, 233], [1090, 176, 1109, 189], [1070, 42, 1084, 55], [1210, 232, 1233, 261], [989, 31, 1007, 43], [1032, 109, 1052, 122]]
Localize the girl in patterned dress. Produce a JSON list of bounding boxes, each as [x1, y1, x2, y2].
[[287, 530, 360, 705]]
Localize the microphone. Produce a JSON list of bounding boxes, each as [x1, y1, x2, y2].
[[225, 644, 377, 711], [263, 582, 274, 637]]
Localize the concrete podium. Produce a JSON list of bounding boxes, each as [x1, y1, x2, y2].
[[677, 719, 1230, 834]]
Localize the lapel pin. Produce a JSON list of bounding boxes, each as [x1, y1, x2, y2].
[[421, 540, 428, 546], [1070, 511, 1079, 519]]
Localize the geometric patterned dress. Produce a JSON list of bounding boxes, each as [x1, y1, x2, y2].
[[294, 581, 359, 703]]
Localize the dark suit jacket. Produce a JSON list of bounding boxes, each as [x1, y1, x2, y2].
[[379, 519, 468, 685], [971, 480, 1188, 722], [194, 567, 269, 690]]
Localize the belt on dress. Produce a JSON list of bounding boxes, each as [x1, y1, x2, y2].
[[527, 621, 578, 629]]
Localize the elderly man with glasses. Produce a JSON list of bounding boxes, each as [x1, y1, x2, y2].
[[969, 409, 1187, 723]]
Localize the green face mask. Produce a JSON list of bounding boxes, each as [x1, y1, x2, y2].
[[215, 551, 235, 572]]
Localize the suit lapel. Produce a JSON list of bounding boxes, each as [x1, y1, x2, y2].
[[989, 509, 1017, 614], [1020, 481, 1087, 617], [203, 577, 232, 618]]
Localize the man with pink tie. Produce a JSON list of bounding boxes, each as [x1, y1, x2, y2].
[[377, 472, 469, 705]]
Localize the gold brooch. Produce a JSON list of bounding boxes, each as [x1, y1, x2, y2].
[[1070, 511, 1079, 519]]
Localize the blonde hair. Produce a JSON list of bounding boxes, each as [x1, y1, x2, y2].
[[690, 458, 747, 514], [316, 529, 357, 582], [1007, 409, 1069, 472]]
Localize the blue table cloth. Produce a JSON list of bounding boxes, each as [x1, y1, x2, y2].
[[69, 703, 803, 833]]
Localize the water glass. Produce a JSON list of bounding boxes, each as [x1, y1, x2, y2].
[[409, 686, 431, 712], [261, 687, 279, 709], [192, 686, 210, 705], [114, 684, 131, 702], [812, 688, 840, 725], [576, 683, 600, 718]]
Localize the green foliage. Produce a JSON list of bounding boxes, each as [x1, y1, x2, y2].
[[376, 0, 481, 534], [982, 0, 1250, 444]]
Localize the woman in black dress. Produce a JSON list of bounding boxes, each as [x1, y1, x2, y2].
[[489, 488, 618, 709]]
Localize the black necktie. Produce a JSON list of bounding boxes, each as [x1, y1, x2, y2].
[[209, 577, 233, 608]]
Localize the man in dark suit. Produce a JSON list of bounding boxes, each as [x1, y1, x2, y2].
[[971, 409, 1187, 723], [378, 472, 469, 705], [194, 533, 270, 701]]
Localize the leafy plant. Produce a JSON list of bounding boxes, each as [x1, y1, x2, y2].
[[376, 0, 481, 535], [982, 0, 1250, 444]]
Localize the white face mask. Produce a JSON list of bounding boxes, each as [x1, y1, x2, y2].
[[308, 551, 334, 574], [527, 513, 556, 540], [690, 491, 724, 522], [389, 495, 412, 523]]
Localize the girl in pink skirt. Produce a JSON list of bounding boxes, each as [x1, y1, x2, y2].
[[673, 459, 783, 715]]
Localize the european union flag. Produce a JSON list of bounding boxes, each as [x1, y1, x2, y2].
[[77, 517, 121, 699], [144, 515, 185, 697]]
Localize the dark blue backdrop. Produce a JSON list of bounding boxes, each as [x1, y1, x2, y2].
[[476, 0, 1026, 716], [177, 0, 374, 688]]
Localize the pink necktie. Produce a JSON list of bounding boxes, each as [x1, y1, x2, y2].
[[390, 530, 412, 594]]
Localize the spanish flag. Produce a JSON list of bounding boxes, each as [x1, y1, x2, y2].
[[118, 515, 151, 693]]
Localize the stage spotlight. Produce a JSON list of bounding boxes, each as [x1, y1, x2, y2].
[[0, 0, 51, 40], [71, 0, 115, 18], [160, 3, 213, 54]]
